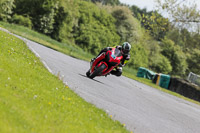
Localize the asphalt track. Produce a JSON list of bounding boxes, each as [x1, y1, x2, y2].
[[13, 35, 200, 133]]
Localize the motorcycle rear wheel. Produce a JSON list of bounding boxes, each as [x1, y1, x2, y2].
[[89, 64, 106, 79]]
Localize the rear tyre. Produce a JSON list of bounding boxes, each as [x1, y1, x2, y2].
[[89, 64, 107, 79]]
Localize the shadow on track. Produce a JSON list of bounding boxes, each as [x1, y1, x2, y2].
[[78, 73, 105, 85]]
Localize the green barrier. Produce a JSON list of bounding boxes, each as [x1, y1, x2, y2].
[[137, 67, 171, 89], [159, 74, 171, 89], [137, 67, 155, 80], [153, 73, 171, 89]]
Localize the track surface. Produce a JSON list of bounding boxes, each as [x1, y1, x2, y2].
[[17, 36, 200, 133]]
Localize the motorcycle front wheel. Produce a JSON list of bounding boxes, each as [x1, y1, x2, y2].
[[89, 64, 107, 79]]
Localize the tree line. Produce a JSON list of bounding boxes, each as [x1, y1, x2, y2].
[[0, 0, 199, 77]]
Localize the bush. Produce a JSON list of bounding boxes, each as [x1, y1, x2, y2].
[[161, 38, 188, 76], [38, 9, 55, 34], [110, 6, 143, 43], [74, 1, 120, 54], [150, 54, 172, 74], [12, 14, 32, 28], [128, 43, 149, 69], [187, 49, 200, 75]]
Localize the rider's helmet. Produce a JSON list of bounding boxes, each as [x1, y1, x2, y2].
[[121, 42, 131, 55]]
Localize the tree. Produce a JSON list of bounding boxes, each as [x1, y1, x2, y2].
[[155, 0, 200, 33], [166, 28, 200, 51], [74, 1, 120, 54], [88, 0, 120, 5], [14, 0, 59, 34], [146, 40, 172, 74], [110, 6, 143, 43], [192, 33, 200, 49], [161, 38, 188, 76], [150, 54, 172, 74], [141, 11, 170, 40], [128, 43, 149, 69], [187, 49, 200, 75], [130, 5, 170, 41]]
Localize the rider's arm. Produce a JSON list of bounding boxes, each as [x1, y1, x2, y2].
[[121, 54, 130, 66], [100, 47, 112, 53]]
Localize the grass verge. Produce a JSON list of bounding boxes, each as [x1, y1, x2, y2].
[[0, 30, 130, 132], [0, 21, 199, 107]]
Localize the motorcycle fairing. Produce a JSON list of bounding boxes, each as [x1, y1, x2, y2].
[[90, 48, 123, 76]]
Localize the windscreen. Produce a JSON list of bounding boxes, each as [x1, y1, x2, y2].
[[114, 48, 121, 57], [111, 48, 121, 59]]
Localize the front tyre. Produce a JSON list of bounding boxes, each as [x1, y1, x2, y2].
[[86, 70, 90, 77], [89, 64, 107, 79]]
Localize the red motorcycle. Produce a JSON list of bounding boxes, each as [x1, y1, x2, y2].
[[86, 48, 123, 79]]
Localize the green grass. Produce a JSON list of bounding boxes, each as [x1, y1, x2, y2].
[[0, 30, 130, 132], [0, 21, 199, 107]]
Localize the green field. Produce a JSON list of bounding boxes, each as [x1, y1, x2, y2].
[[0, 30, 130, 133]]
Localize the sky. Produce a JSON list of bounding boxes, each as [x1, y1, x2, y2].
[[119, 0, 200, 11]]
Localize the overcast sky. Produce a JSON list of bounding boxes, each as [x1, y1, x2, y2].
[[119, 0, 200, 11]]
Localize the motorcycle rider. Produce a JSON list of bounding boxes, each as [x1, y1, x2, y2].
[[91, 42, 131, 77]]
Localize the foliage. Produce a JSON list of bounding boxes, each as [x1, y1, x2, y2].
[[86, 0, 120, 5], [191, 33, 200, 49], [51, 0, 80, 42], [11, 14, 32, 28], [74, 1, 120, 54], [155, 0, 200, 32], [161, 38, 188, 76], [166, 28, 200, 50], [187, 49, 200, 75], [150, 54, 172, 74], [111, 6, 143, 43], [14, 0, 59, 34], [128, 43, 149, 69], [130, 5, 143, 21], [130, 5, 170, 41], [141, 12, 170, 40], [38, 8, 55, 34], [0, 0, 15, 21], [147, 41, 172, 74], [164, 28, 200, 76]]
